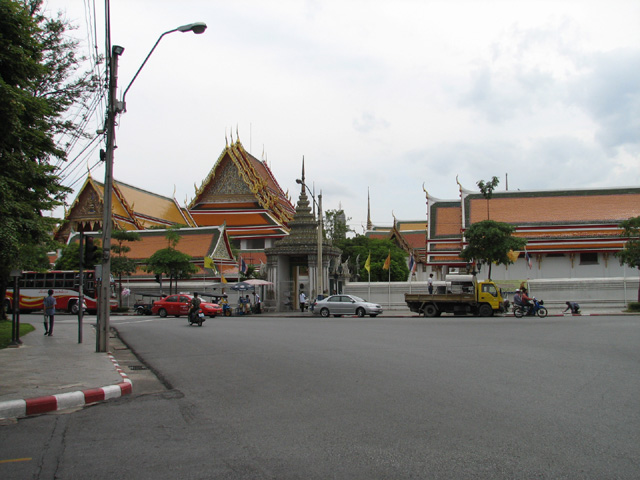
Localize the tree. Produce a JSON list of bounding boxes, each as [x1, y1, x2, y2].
[[54, 239, 103, 270], [335, 235, 408, 282], [477, 176, 500, 219], [460, 220, 527, 279], [145, 229, 197, 294], [324, 209, 352, 242], [615, 216, 640, 302], [111, 229, 141, 307], [0, 0, 98, 318]]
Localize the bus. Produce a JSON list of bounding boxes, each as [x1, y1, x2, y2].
[[5, 270, 117, 314]]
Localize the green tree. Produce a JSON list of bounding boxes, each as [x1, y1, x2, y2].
[[460, 220, 527, 279], [111, 229, 141, 307], [335, 235, 408, 282], [324, 209, 352, 242], [0, 0, 98, 318], [615, 216, 640, 302], [477, 176, 500, 219], [54, 239, 103, 270], [145, 229, 197, 294]]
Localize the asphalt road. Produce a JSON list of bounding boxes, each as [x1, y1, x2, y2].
[[2, 313, 639, 479]]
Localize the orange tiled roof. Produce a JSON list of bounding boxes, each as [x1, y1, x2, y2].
[[190, 140, 294, 228], [467, 189, 640, 225]]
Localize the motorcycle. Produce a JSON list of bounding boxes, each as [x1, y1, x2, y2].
[[514, 298, 547, 318], [188, 308, 206, 326]]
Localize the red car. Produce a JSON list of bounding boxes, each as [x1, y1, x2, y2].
[[151, 294, 222, 318]]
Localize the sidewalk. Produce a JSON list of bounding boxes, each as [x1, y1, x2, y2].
[[0, 318, 130, 420]]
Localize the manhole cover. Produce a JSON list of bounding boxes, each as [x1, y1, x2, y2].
[[128, 365, 148, 371]]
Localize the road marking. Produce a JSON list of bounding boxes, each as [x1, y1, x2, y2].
[[0, 458, 32, 464]]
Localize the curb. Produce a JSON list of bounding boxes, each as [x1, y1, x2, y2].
[[0, 352, 132, 420]]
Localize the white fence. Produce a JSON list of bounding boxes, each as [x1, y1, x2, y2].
[[344, 277, 640, 312]]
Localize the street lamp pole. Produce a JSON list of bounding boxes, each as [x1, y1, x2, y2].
[[96, 23, 207, 353]]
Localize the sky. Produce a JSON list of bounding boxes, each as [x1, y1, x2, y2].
[[46, 0, 640, 233]]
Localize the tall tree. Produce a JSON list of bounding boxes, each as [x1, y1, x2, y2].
[[615, 216, 640, 302], [460, 220, 527, 279], [145, 229, 197, 294], [335, 236, 408, 282], [477, 176, 500, 220], [324, 209, 353, 242], [0, 0, 98, 317]]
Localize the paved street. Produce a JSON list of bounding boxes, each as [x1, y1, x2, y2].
[[2, 313, 639, 479]]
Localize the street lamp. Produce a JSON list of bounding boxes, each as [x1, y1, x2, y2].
[[97, 22, 207, 352], [296, 178, 323, 300]]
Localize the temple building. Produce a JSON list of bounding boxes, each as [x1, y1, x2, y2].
[[265, 167, 342, 311], [57, 138, 295, 281], [366, 181, 640, 282]]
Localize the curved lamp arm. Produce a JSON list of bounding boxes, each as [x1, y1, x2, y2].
[[120, 22, 207, 112]]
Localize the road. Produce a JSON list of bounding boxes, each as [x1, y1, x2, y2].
[[2, 313, 639, 479]]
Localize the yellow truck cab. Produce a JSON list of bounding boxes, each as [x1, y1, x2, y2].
[[405, 275, 506, 317]]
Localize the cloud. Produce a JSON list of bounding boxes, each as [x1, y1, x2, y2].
[[572, 48, 640, 152], [352, 112, 390, 134]]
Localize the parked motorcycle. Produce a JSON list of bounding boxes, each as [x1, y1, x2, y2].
[[514, 298, 548, 318], [188, 309, 206, 326]]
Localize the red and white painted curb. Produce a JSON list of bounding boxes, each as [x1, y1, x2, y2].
[[0, 353, 132, 420]]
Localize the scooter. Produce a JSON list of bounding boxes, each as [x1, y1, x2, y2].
[[188, 308, 206, 326], [514, 298, 548, 318]]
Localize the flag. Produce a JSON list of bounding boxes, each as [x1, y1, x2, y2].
[[364, 252, 371, 273], [507, 250, 519, 263], [204, 256, 217, 272], [525, 248, 532, 269], [408, 252, 416, 273], [240, 256, 247, 275], [220, 271, 228, 283], [383, 251, 391, 270]]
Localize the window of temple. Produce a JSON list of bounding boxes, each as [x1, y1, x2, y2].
[[579, 252, 598, 265]]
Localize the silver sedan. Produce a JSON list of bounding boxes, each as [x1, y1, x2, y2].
[[312, 294, 383, 318]]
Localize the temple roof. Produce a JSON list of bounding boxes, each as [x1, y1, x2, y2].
[[56, 175, 192, 242], [189, 139, 295, 234]]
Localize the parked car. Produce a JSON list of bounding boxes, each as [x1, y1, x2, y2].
[[151, 294, 222, 318], [312, 294, 383, 318]]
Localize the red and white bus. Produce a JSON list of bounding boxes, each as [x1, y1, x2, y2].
[[5, 270, 117, 314]]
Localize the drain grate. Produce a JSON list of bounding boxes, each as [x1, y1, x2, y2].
[[128, 365, 148, 371]]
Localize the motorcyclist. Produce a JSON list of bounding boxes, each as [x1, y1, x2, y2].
[[189, 292, 202, 321], [520, 289, 534, 315]]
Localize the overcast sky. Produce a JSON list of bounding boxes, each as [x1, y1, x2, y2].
[[47, 0, 640, 233]]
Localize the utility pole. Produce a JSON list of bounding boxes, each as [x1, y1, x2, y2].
[[97, 45, 124, 353]]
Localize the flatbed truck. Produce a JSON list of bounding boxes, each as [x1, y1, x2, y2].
[[404, 275, 507, 317]]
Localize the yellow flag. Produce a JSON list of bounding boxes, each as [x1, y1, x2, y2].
[[221, 272, 228, 283], [383, 251, 391, 270], [364, 252, 371, 273], [204, 256, 216, 271], [507, 250, 519, 263]]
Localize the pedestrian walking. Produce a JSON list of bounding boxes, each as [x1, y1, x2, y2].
[[43, 289, 56, 336], [299, 291, 307, 312]]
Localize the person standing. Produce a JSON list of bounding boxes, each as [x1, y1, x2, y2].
[[253, 291, 261, 314], [43, 289, 56, 336], [428, 274, 434, 294], [299, 291, 307, 312]]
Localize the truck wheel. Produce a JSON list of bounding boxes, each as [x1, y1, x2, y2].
[[4, 300, 12, 314], [478, 304, 493, 317], [70, 302, 79, 315], [423, 304, 438, 317]]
